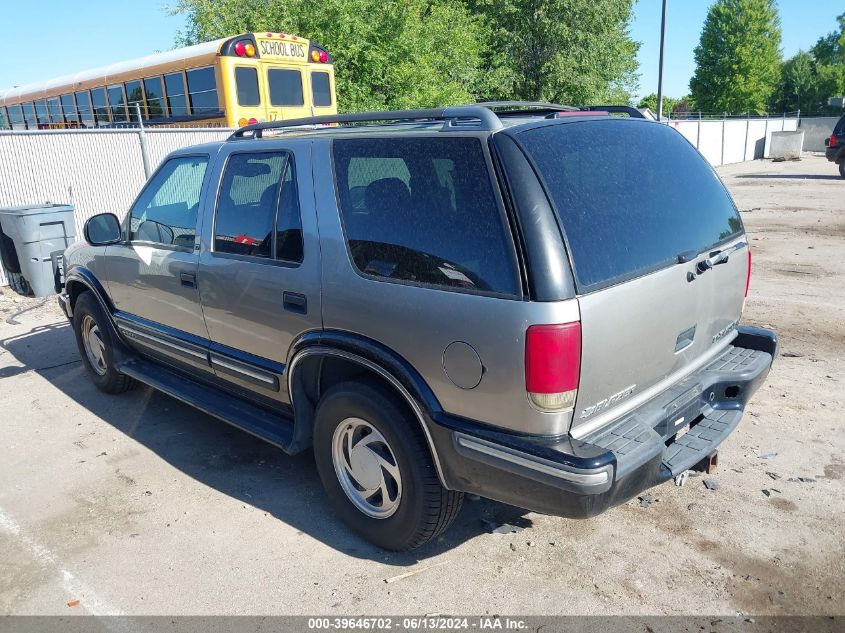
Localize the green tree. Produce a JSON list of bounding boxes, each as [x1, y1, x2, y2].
[[468, 0, 640, 104], [689, 0, 782, 114], [812, 12, 845, 66], [774, 51, 817, 111], [637, 93, 679, 115], [171, 0, 494, 112]]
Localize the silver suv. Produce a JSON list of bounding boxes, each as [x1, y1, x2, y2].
[[59, 103, 777, 551]]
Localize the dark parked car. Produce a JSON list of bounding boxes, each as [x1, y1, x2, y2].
[[58, 103, 777, 550], [825, 113, 845, 178]]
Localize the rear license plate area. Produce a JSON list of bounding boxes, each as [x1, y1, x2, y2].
[[659, 389, 702, 441]]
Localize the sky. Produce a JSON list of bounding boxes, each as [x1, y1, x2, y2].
[[0, 0, 843, 101]]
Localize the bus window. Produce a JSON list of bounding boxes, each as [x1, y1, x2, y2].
[[47, 97, 64, 125], [108, 84, 128, 122], [143, 77, 166, 119], [23, 102, 38, 129], [267, 69, 304, 107], [91, 88, 110, 125], [164, 72, 188, 117], [34, 100, 49, 127], [235, 67, 260, 106], [0, 107, 8, 130], [61, 94, 79, 126], [311, 72, 332, 107], [75, 91, 95, 127], [186, 67, 218, 116], [7, 104, 26, 130], [125, 80, 144, 120]]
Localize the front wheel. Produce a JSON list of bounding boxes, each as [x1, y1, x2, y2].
[[313, 381, 463, 551], [72, 291, 136, 394]]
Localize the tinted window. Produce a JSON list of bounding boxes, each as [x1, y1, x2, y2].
[[333, 137, 519, 295], [835, 115, 845, 135], [47, 97, 63, 124], [22, 102, 38, 129], [61, 94, 78, 125], [268, 69, 303, 106], [235, 67, 260, 106], [75, 91, 94, 127], [90, 89, 109, 124], [7, 105, 25, 130], [107, 84, 127, 122], [34, 100, 50, 126], [186, 67, 218, 116], [0, 107, 8, 130], [143, 77, 166, 119], [164, 72, 188, 116], [125, 80, 143, 119], [276, 159, 303, 262], [215, 153, 284, 258], [311, 72, 331, 107], [517, 120, 743, 292], [130, 156, 209, 248]]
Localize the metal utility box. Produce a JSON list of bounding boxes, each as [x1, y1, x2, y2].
[[0, 204, 76, 297]]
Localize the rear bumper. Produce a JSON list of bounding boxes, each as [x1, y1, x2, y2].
[[429, 325, 777, 518], [826, 145, 843, 163]]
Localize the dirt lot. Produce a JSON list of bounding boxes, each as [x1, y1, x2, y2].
[[0, 154, 842, 617]]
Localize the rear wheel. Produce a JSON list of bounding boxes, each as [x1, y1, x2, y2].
[[313, 381, 463, 551], [72, 291, 136, 394], [839, 162, 845, 179]]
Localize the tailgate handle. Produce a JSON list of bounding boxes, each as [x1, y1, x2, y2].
[[697, 241, 747, 273], [675, 326, 696, 352]]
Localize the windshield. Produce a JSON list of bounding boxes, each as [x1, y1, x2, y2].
[[517, 119, 743, 292]]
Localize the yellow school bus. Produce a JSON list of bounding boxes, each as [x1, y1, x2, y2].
[[0, 33, 337, 130]]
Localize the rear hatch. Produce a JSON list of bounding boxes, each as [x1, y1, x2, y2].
[[515, 118, 749, 436]]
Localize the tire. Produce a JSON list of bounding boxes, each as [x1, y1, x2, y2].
[[72, 291, 136, 394], [839, 162, 845, 179], [313, 381, 463, 551]]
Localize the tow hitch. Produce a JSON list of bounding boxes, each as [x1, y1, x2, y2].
[[693, 451, 719, 474]]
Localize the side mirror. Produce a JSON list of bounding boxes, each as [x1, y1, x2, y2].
[[84, 213, 122, 246]]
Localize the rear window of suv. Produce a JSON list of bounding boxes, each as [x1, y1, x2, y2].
[[332, 137, 520, 296], [517, 120, 743, 292]]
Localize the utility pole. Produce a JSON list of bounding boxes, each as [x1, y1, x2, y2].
[[656, 0, 668, 121]]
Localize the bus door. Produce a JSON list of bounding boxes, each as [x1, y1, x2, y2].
[[264, 65, 311, 121]]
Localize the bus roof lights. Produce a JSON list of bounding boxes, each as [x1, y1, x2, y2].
[[319, 51, 328, 63], [234, 42, 246, 57], [311, 50, 321, 63], [244, 43, 256, 57]]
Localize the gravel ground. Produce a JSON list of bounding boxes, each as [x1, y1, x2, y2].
[[0, 154, 842, 617]]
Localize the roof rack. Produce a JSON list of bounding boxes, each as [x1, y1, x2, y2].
[[228, 105, 504, 140], [475, 101, 579, 112], [579, 105, 646, 119]]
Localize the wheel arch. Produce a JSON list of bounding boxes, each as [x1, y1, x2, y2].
[[286, 331, 448, 487]]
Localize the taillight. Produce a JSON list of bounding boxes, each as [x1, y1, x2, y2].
[[745, 248, 752, 298], [830, 133, 838, 148], [525, 322, 581, 412]]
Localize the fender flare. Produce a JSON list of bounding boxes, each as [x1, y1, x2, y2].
[[64, 268, 126, 346], [286, 330, 449, 487]]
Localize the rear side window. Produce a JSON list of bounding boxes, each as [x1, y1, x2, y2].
[[311, 72, 332, 107], [517, 120, 742, 292], [214, 152, 302, 262], [333, 137, 519, 296], [835, 115, 845, 135]]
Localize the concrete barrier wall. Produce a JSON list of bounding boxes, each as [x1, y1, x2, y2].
[[670, 117, 798, 165], [798, 116, 840, 151]]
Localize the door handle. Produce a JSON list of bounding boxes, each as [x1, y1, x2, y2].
[[180, 272, 197, 288], [283, 291, 307, 314]]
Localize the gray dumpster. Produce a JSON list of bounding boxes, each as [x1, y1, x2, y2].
[[0, 204, 76, 297]]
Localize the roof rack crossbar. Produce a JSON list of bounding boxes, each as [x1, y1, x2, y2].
[[228, 105, 503, 139], [579, 105, 646, 119], [475, 100, 579, 112]]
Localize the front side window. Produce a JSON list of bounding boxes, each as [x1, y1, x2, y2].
[[333, 137, 519, 295], [186, 67, 218, 116], [235, 67, 260, 106], [267, 69, 303, 106], [214, 152, 302, 262], [90, 89, 109, 125], [311, 71, 332, 107], [143, 77, 166, 119], [74, 91, 94, 127], [130, 156, 209, 248], [107, 84, 127, 122], [164, 73, 188, 117]]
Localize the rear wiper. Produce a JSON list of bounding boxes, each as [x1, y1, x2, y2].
[[696, 241, 747, 273]]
